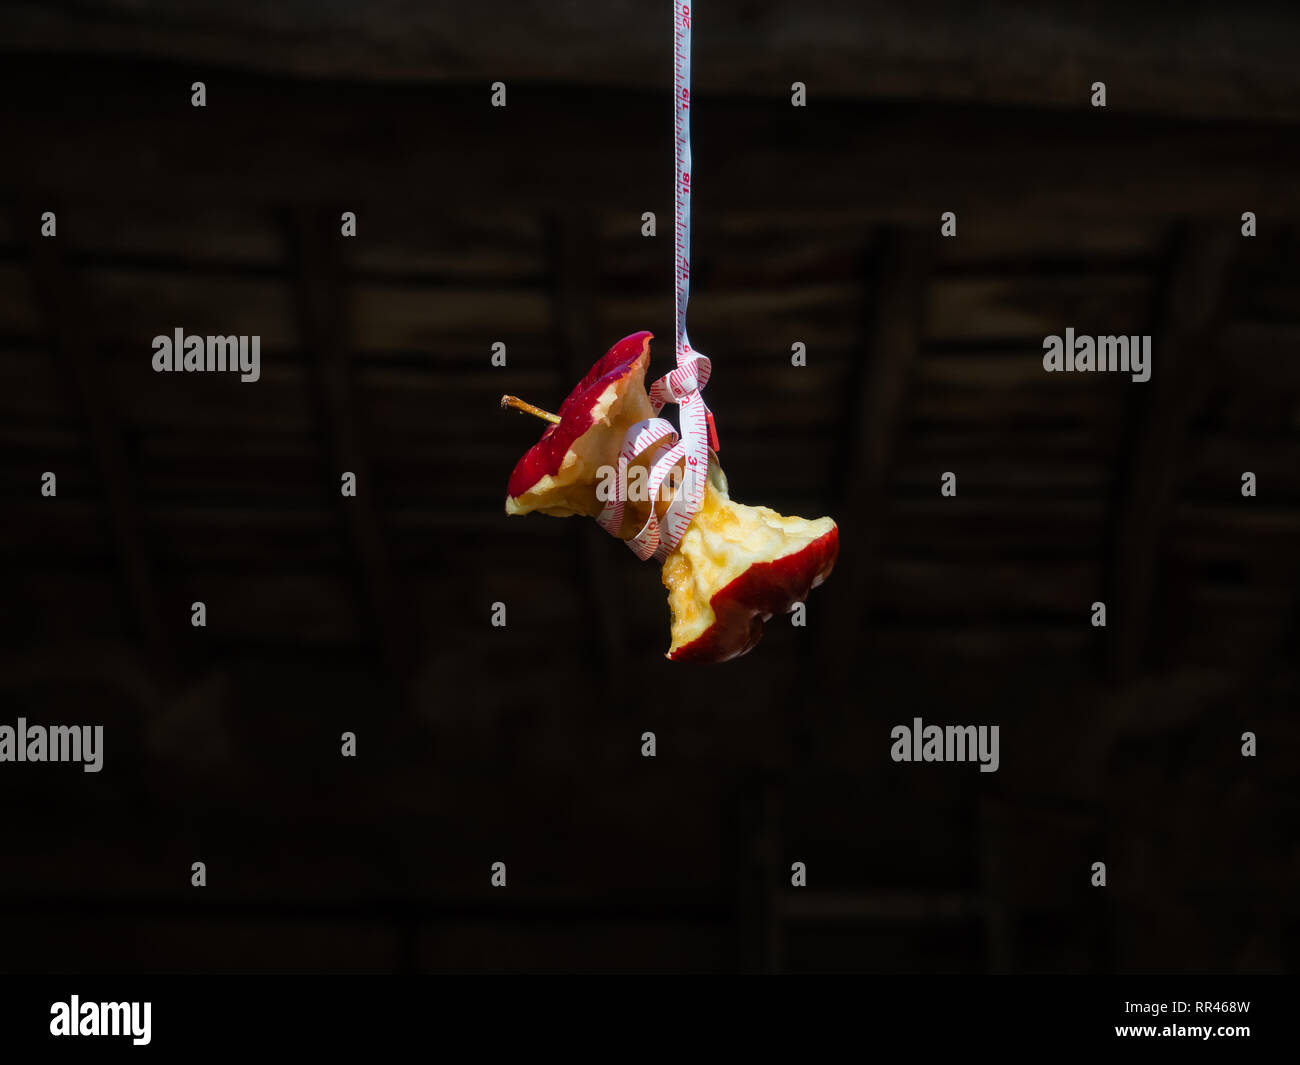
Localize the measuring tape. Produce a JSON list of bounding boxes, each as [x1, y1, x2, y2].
[[596, 0, 720, 563]]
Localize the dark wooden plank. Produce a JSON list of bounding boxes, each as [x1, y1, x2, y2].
[[788, 229, 931, 835], [6, 1, 1300, 121], [782, 890, 981, 923], [819, 229, 933, 653], [733, 777, 786, 972], [543, 212, 630, 692], [1105, 225, 1238, 680], [286, 208, 412, 683], [4, 58, 1300, 220], [17, 204, 171, 663]]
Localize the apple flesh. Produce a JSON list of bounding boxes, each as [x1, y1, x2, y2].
[[661, 461, 839, 663], [505, 331, 656, 519]]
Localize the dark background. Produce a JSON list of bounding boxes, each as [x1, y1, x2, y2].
[[0, 1, 1297, 973]]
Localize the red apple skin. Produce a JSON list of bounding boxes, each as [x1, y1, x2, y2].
[[667, 525, 840, 663], [506, 331, 653, 503]]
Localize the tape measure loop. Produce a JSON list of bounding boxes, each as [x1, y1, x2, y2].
[[602, 0, 713, 563]]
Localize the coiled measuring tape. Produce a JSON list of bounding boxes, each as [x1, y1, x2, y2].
[[596, 0, 720, 563]]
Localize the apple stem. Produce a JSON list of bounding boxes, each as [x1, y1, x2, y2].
[[500, 395, 561, 425]]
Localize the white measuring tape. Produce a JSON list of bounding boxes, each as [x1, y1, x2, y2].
[[596, 0, 719, 562]]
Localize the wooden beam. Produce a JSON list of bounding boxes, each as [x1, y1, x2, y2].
[[543, 211, 630, 690], [782, 890, 981, 924], [817, 229, 933, 661], [733, 777, 786, 973], [4, 58, 1300, 221], [1219, 323, 1300, 387], [978, 794, 1110, 972], [286, 208, 410, 682], [18, 205, 171, 664], [1105, 224, 1237, 681], [6, 1, 1300, 122], [771, 229, 929, 779]]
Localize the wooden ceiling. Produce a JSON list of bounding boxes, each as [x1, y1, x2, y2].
[[0, 4, 1297, 973], [5, 0, 1300, 120]]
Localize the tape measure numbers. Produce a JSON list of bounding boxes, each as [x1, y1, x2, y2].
[[596, 0, 718, 563]]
